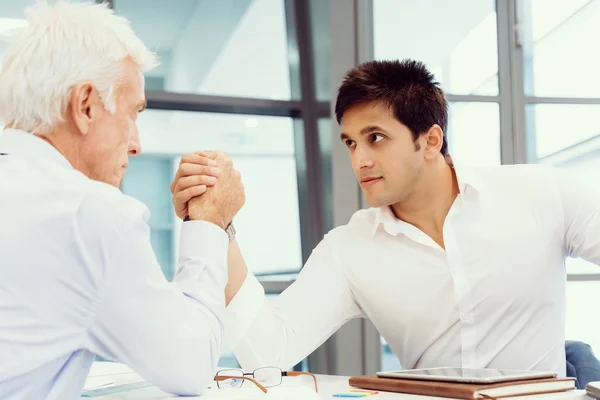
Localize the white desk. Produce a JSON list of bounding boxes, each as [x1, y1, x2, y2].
[[83, 362, 591, 400]]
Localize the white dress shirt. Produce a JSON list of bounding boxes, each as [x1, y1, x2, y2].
[[225, 162, 600, 376], [0, 129, 228, 399]]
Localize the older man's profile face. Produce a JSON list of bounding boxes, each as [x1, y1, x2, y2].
[[81, 59, 146, 187]]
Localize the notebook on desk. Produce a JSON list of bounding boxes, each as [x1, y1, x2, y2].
[[349, 375, 576, 399]]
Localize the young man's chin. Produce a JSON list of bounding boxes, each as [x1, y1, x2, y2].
[[364, 195, 387, 208]]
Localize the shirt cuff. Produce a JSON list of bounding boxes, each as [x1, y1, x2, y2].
[[179, 220, 228, 273], [224, 272, 266, 348]]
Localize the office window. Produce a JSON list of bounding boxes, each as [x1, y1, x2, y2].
[[448, 102, 501, 166], [532, 104, 600, 159], [122, 110, 303, 280], [115, 0, 295, 100], [373, 0, 498, 95], [525, 0, 600, 97]]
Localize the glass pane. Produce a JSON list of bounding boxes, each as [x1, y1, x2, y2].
[[448, 102, 501, 166], [121, 156, 175, 280], [138, 110, 303, 277], [524, 0, 600, 97], [529, 104, 600, 274], [381, 337, 402, 371], [566, 281, 600, 354], [218, 345, 240, 369], [530, 104, 600, 159], [115, 0, 293, 100], [310, 0, 330, 101], [149, 230, 174, 281], [373, 0, 498, 95]]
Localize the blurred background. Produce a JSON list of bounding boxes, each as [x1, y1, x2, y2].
[[1, 0, 599, 376]]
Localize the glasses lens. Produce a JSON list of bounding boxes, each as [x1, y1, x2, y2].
[[253, 367, 282, 387], [216, 369, 244, 389]]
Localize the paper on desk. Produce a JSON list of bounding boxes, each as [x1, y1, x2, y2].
[[165, 386, 321, 400], [83, 376, 115, 390], [87, 361, 135, 377]]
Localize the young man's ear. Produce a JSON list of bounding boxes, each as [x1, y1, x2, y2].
[[423, 124, 444, 159], [70, 81, 99, 135]]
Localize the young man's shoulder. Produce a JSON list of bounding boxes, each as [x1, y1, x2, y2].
[[462, 163, 560, 189]]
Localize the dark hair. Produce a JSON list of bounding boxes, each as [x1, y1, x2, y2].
[[335, 59, 448, 156]]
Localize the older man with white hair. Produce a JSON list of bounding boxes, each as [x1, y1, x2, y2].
[[0, 1, 244, 399]]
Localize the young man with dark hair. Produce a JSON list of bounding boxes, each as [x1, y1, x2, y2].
[[171, 59, 600, 377]]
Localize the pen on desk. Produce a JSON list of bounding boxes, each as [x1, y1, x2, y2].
[[333, 393, 370, 398], [350, 389, 379, 394]]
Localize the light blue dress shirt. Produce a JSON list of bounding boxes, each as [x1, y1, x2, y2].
[[0, 129, 229, 399]]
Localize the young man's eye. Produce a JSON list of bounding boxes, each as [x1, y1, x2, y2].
[[370, 134, 384, 143], [345, 139, 356, 148]]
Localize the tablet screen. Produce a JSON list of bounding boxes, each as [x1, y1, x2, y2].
[[376, 368, 556, 383], [396, 368, 522, 377]]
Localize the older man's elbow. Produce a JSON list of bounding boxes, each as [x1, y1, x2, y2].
[[159, 333, 222, 395]]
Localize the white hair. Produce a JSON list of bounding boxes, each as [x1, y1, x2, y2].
[[0, 0, 158, 134]]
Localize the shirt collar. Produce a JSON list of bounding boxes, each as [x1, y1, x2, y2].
[[0, 128, 73, 170], [371, 163, 483, 237]]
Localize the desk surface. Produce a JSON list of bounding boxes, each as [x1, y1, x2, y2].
[[83, 362, 590, 400]]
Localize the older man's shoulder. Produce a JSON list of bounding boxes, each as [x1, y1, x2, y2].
[[58, 169, 151, 228]]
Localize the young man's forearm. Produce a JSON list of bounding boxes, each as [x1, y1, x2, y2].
[[225, 239, 249, 305]]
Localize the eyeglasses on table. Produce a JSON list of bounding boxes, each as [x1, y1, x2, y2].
[[214, 367, 319, 393]]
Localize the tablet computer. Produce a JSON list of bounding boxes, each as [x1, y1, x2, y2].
[[376, 367, 557, 384]]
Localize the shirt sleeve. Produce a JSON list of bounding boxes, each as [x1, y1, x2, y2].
[[80, 196, 228, 396], [223, 232, 363, 370], [555, 167, 600, 265]]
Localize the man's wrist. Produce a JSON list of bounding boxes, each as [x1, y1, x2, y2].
[[187, 211, 226, 230]]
